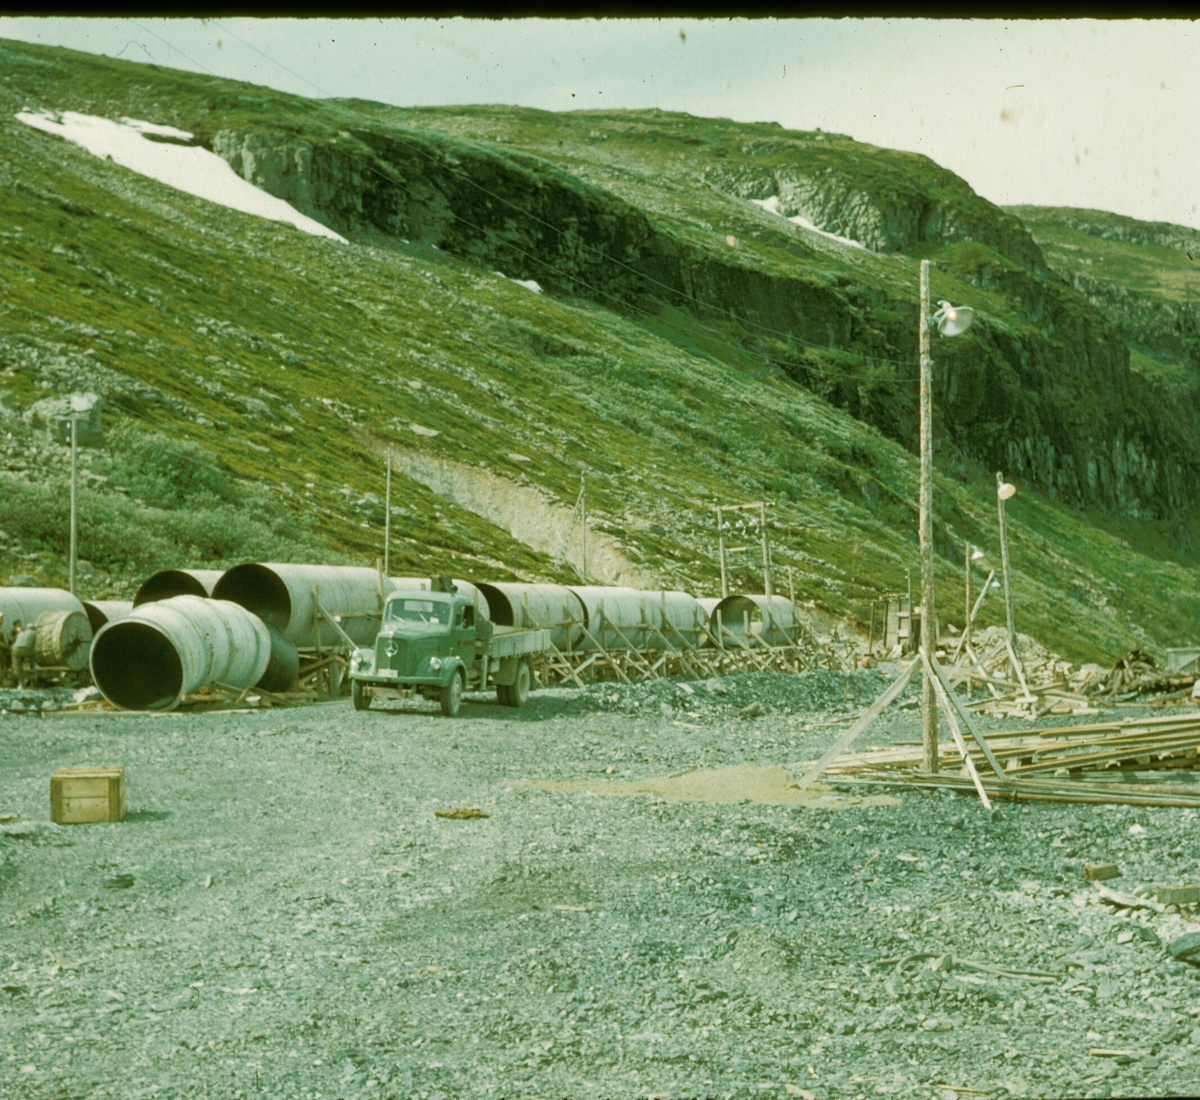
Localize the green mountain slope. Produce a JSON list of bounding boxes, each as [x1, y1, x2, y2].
[[2, 38, 1200, 663]]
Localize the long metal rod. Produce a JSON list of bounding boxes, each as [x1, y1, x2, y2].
[[919, 259, 938, 772], [581, 472, 587, 586], [384, 449, 392, 578], [69, 416, 78, 596]]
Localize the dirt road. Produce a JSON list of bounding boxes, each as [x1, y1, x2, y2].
[[3, 671, 1199, 1100]]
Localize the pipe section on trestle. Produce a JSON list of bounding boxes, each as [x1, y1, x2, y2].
[[710, 594, 797, 646], [89, 595, 283, 712], [212, 564, 396, 647], [472, 583, 583, 652]]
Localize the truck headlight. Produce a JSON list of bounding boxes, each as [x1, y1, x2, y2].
[[429, 656, 443, 671]]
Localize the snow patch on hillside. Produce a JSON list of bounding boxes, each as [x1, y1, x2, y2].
[[15, 111, 347, 243], [750, 195, 865, 250]]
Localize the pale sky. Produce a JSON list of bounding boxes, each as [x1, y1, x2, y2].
[[3, 16, 1197, 231]]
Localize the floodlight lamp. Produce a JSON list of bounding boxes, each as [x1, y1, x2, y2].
[[970, 546, 986, 561], [997, 482, 1016, 501], [930, 300, 975, 337]]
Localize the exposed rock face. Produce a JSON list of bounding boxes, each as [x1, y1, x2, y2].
[[705, 156, 1045, 272], [1055, 269, 1200, 369], [213, 126, 658, 304], [1009, 206, 1200, 370], [212, 125, 1197, 520], [1012, 205, 1200, 256]]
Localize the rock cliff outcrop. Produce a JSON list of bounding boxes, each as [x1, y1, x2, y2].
[[706, 142, 1045, 272], [211, 123, 1197, 522]]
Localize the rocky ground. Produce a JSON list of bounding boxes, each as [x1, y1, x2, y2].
[[3, 669, 1200, 1100]]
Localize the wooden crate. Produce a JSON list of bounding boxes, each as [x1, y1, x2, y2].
[[50, 766, 125, 824]]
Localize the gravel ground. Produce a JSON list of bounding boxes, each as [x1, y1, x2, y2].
[[3, 669, 1200, 1100]]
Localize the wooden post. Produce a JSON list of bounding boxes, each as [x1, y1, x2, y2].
[[964, 541, 971, 655], [997, 471, 1017, 655], [919, 258, 938, 773], [716, 505, 728, 598], [68, 416, 77, 596], [383, 449, 392, 578], [580, 472, 587, 585]]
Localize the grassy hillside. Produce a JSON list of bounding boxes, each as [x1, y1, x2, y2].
[[2, 39, 1200, 662]]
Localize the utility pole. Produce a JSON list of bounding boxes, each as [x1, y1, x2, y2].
[[69, 416, 78, 596], [918, 259, 938, 773], [383, 449, 392, 578], [997, 471, 1017, 653]]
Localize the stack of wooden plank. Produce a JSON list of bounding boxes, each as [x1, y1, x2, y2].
[[819, 712, 1200, 807]]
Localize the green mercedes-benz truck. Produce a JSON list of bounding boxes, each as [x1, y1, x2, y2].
[[348, 585, 551, 716]]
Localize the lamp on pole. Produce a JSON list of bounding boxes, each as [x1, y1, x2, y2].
[[918, 260, 975, 772]]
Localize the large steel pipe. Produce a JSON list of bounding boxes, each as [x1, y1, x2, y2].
[[569, 586, 654, 651], [90, 595, 276, 712], [33, 609, 93, 671], [0, 587, 86, 643], [82, 600, 134, 634], [133, 569, 224, 607], [711, 594, 797, 646], [213, 564, 393, 647], [637, 591, 708, 650], [473, 583, 584, 651]]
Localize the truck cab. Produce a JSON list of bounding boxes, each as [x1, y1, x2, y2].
[[350, 592, 487, 716], [349, 580, 549, 717]]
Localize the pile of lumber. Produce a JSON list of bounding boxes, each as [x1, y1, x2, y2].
[[822, 711, 1200, 808], [944, 628, 1196, 720], [181, 683, 317, 711]]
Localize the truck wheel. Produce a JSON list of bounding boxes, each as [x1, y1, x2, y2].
[[351, 678, 369, 712], [508, 659, 531, 708], [496, 682, 511, 706], [440, 669, 464, 717]]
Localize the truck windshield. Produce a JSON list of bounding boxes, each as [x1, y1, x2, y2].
[[385, 599, 448, 624]]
